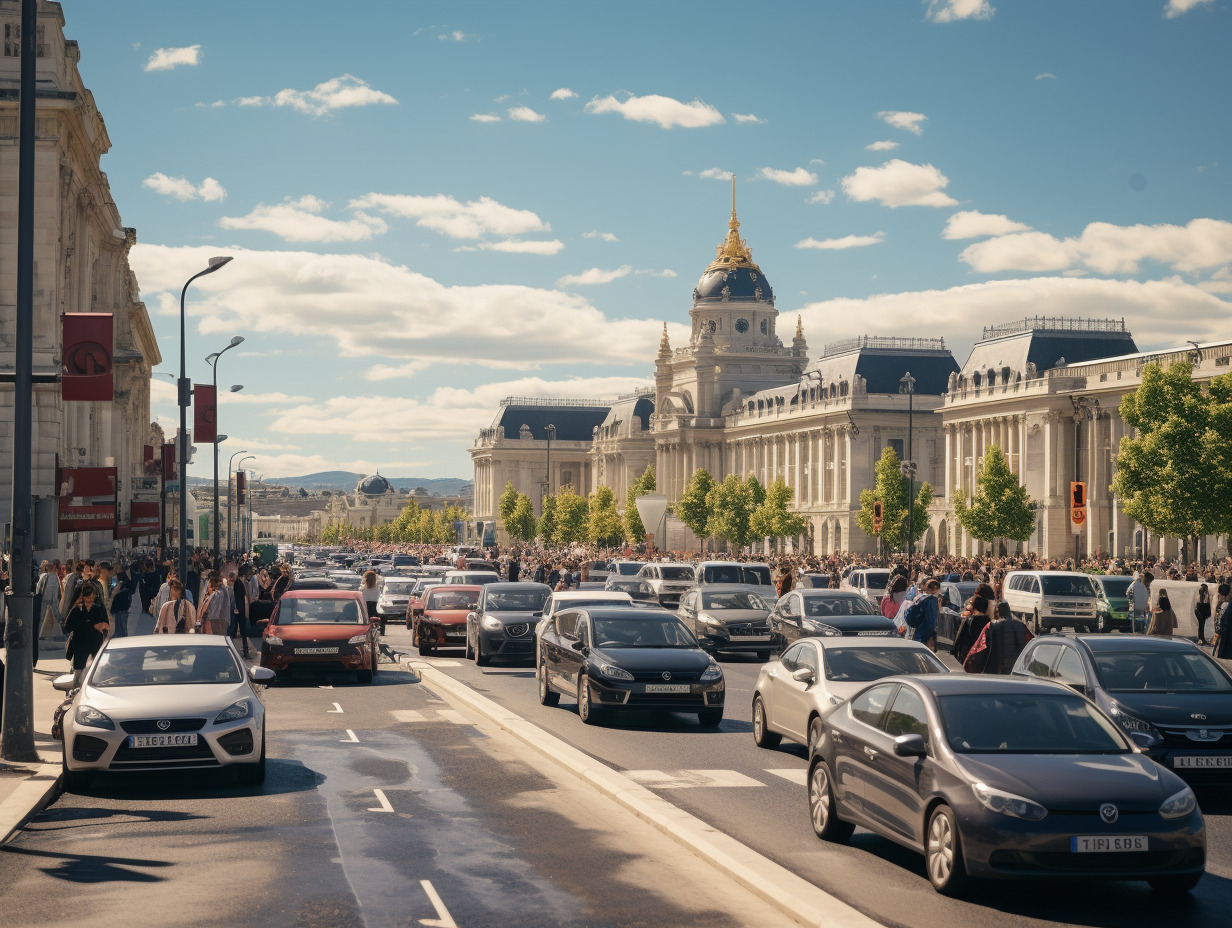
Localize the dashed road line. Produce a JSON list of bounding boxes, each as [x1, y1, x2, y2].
[[367, 789, 394, 813], [418, 879, 459, 927], [765, 768, 808, 786], [327, 702, 344, 713], [624, 769, 766, 789], [340, 729, 360, 743]]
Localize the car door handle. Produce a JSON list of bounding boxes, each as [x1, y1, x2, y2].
[[862, 746, 878, 759]]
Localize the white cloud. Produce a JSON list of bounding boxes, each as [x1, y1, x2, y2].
[[476, 239, 565, 255], [693, 167, 732, 181], [349, 193, 549, 240], [218, 390, 314, 406], [758, 166, 817, 186], [439, 30, 471, 41], [144, 45, 201, 72], [842, 159, 957, 207], [142, 173, 227, 203], [195, 100, 226, 109], [240, 74, 397, 117], [636, 268, 677, 278], [470, 113, 501, 123], [1164, 0, 1214, 18], [866, 140, 900, 151], [1035, 72, 1057, 80], [582, 230, 619, 242], [943, 210, 1033, 239], [926, 0, 995, 23], [550, 87, 577, 100], [808, 190, 837, 205], [507, 105, 545, 122], [557, 265, 633, 287], [218, 195, 387, 243], [795, 233, 886, 250], [584, 92, 724, 129], [877, 110, 928, 135], [732, 113, 766, 124], [958, 218, 1232, 275]]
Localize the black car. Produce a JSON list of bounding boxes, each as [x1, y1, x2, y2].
[[677, 585, 774, 659], [1012, 635, 1232, 782], [464, 581, 551, 665], [936, 581, 980, 648], [771, 590, 896, 650], [536, 606, 725, 726], [808, 675, 1205, 896]]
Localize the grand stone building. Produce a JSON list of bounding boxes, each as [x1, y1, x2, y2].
[[0, 1, 160, 560]]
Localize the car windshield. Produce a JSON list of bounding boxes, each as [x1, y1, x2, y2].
[[862, 571, 890, 589], [413, 581, 442, 595], [614, 563, 643, 576], [803, 595, 877, 616], [592, 617, 697, 648], [702, 590, 771, 611], [606, 580, 655, 599], [329, 575, 362, 590], [824, 647, 948, 681], [938, 693, 1127, 754], [660, 566, 695, 580], [426, 590, 480, 610], [1040, 575, 1095, 596], [700, 565, 744, 584], [91, 646, 242, 687], [1097, 577, 1134, 597], [278, 598, 366, 624], [487, 590, 549, 611], [382, 579, 416, 594], [1092, 648, 1232, 693]]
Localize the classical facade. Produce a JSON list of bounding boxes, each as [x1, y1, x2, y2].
[[321, 474, 407, 531], [0, 1, 160, 560]]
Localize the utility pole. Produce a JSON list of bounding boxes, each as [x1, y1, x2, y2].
[[899, 372, 916, 563], [2, 0, 41, 762]]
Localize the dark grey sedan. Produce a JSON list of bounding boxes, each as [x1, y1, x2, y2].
[[464, 582, 551, 665], [678, 585, 775, 659], [808, 676, 1204, 896]]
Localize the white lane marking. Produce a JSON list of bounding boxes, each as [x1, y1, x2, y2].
[[319, 685, 333, 689], [424, 659, 462, 667], [418, 880, 459, 928], [765, 768, 808, 786], [435, 708, 468, 724], [327, 702, 344, 713], [391, 709, 427, 723], [340, 729, 360, 743], [367, 789, 394, 813], [624, 769, 766, 789]]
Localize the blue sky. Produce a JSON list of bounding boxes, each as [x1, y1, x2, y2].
[[65, 0, 1231, 480]]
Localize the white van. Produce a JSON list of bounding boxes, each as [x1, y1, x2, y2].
[[1002, 570, 1099, 633], [840, 569, 891, 607]]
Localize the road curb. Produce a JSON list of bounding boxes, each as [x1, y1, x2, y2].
[[0, 763, 62, 847], [412, 661, 882, 928]]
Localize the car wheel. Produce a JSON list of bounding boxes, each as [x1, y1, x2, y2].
[[752, 694, 781, 748], [416, 626, 432, 656], [538, 661, 560, 706], [61, 756, 95, 794], [807, 716, 824, 756], [926, 804, 970, 896], [356, 666, 373, 684], [698, 708, 723, 727], [808, 760, 853, 843], [757, 650, 772, 662], [237, 726, 267, 786], [371, 649, 379, 677], [405, 615, 413, 631], [1148, 873, 1202, 894], [475, 636, 491, 667], [577, 675, 601, 725]]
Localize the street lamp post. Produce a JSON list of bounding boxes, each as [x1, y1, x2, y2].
[[178, 257, 233, 584], [544, 423, 556, 500], [205, 336, 245, 561], [227, 449, 249, 555], [899, 372, 916, 562], [236, 454, 255, 553]]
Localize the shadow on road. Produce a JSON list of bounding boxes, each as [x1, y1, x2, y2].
[[0, 843, 172, 883], [59, 757, 324, 800]]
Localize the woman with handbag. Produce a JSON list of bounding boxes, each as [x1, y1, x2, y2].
[[1146, 590, 1178, 639], [197, 572, 229, 636], [63, 585, 110, 686], [155, 578, 197, 633]]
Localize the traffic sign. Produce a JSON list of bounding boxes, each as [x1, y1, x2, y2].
[[1070, 481, 1086, 534], [873, 500, 884, 533]]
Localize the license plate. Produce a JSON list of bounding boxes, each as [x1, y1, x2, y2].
[[295, 647, 339, 655], [130, 733, 198, 748], [1174, 755, 1232, 768], [644, 683, 691, 694], [1071, 835, 1148, 853], [730, 634, 771, 641]]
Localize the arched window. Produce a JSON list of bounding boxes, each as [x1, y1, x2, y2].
[[1002, 366, 1012, 384], [972, 372, 982, 388], [987, 369, 996, 387]]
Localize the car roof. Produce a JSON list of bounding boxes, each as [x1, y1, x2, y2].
[[426, 584, 482, 593], [697, 583, 772, 593], [576, 607, 680, 621], [901, 675, 1063, 696], [105, 634, 233, 649], [281, 589, 363, 600], [553, 591, 634, 601], [798, 589, 866, 596], [806, 637, 937, 651], [1069, 634, 1203, 653], [483, 582, 552, 591]]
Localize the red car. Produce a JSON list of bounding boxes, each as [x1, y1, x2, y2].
[[262, 589, 380, 683], [404, 578, 444, 630], [412, 585, 481, 655]]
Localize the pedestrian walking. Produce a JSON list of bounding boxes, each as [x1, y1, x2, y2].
[[882, 575, 909, 620], [229, 565, 253, 657], [197, 572, 229, 635], [63, 585, 110, 686], [964, 601, 1034, 674], [1127, 571, 1151, 633], [952, 594, 993, 665], [59, 561, 83, 620], [1195, 583, 1212, 646], [903, 578, 941, 651], [1146, 590, 1178, 639], [1212, 584, 1232, 660], [155, 578, 197, 634], [361, 569, 383, 633], [109, 564, 137, 637], [36, 560, 63, 639]]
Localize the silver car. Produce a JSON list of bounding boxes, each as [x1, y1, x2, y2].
[[752, 636, 948, 753], [56, 635, 274, 791]]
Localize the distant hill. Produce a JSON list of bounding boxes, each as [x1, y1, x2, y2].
[[263, 471, 471, 496]]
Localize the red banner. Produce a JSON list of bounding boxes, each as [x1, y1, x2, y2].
[[57, 465, 117, 532], [194, 384, 217, 443], [143, 444, 159, 477], [162, 442, 176, 481], [62, 313, 114, 401], [129, 501, 161, 537]]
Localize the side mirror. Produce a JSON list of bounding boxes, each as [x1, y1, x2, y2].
[[52, 673, 77, 693], [571, 639, 588, 653], [532, 610, 543, 618], [893, 733, 928, 758], [249, 666, 276, 684], [791, 667, 816, 686], [466, 612, 477, 623]]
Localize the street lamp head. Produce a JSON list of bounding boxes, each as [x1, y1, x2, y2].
[[205, 352, 220, 364], [217, 434, 229, 443], [206, 255, 233, 273], [229, 384, 244, 393], [899, 371, 916, 394], [229, 335, 245, 347]]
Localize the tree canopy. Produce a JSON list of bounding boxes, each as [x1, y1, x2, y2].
[[677, 469, 716, 541], [856, 446, 932, 549], [623, 465, 656, 543], [749, 478, 807, 542], [953, 444, 1034, 544]]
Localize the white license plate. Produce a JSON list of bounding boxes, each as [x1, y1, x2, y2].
[[1174, 755, 1232, 768], [1071, 835, 1148, 853], [295, 647, 339, 655], [644, 683, 691, 694], [130, 733, 198, 748], [730, 634, 771, 641]]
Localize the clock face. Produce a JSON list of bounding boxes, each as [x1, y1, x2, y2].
[[707, 320, 717, 333], [734, 317, 750, 334]]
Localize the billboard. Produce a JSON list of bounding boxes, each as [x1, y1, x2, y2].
[[61, 313, 113, 401], [194, 384, 217, 443], [57, 465, 118, 532]]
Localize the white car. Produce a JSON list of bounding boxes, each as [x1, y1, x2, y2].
[[840, 568, 892, 607], [751, 637, 948, 753], [376, 576, 418, 617], [443, 570, 502, 586], [636, 562, 697, 607], [533, 589, 636, 648], [55, 635, 274, 791]]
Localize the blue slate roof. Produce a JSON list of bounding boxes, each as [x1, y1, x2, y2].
[[693, 266, 774, 304], [492, 403, 610, 442]]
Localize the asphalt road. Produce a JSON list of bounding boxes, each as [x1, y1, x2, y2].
[[388, 625, 1232, 928], [0, 651, 796, 928]]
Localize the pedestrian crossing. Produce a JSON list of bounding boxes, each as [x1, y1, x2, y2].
[[390, 708, 473, 724], [624, 767, 808, 789]]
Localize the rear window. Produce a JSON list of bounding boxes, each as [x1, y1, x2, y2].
[[741, 566, 771, 585], [700, 565, 744, 584], [1097, 578, 1134, 597], [862, 571, 890, 589], [278, 598, 366, 624], [426, 589, 480, 610], [1040, 575, 1096, 597], [660, 566, 695, 580]]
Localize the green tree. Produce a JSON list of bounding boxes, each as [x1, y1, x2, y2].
[[507, 494, 537, 542], [623, 464, 657, 543], [539, 493, 558, 543], [498, 481, 519, 528], [856, 446, 932, 550], [746, 475, 767, 508], [953, 445, 1034, 548], [552, 485, 589, 546], [705, 474, 757, 550], [677, 469, 716, 545], [749, 478, 807, 543], [587, 485, 626, 547]]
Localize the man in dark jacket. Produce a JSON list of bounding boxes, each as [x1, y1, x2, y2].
[[907, 579, 941, 651], [507, 557, 520, 582], [968, 602, 1034, 674], [109, 564, 137, 637], [229, 564, 252, 658]]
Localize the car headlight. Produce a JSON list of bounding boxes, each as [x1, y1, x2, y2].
[[592, 660, 634, 681], [804, 620, 841, 637], [1107, 701, 1163, 742], [700, 660, 723, 683], [265, 635, 283, 646], [972, 782, 1048, 821], [348, 633, 370, 645], [1159, 786, 1197, 820], [482, 615, 503, 631], [74, 705, 115, 730], [214, 699, 252, 724]]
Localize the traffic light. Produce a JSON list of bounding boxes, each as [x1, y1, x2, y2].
[[1070, 481, 1087, 528], [236, 471, 247, 505], [873, 500, 884, 533]]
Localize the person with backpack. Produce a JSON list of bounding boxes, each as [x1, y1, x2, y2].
[[902, 578, 941, 652], [952, 593, 994, 664], [109, 563, 137, 637]]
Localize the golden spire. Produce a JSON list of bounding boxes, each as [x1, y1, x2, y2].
[[658, 322, 671, 353], [708, 175, 760, 272], [795, 315, 804, 339]]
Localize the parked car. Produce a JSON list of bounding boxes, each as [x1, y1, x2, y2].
[[798, 572, 834, 590], [442, 570, 502, 586], [771, 590, 896, 650], [261, 589, 380, 684], [537, 606, 725, 726], [807, 675, 1205, 896], [1092, 575, 1135, 633], [412, 585, 481, 655], [465, 582, 552, 665], [677, 585, 775, 659], [840, 568, 892, 607], [1002, 570, 1099, 633], [1012, 634, 1232, 783], [753, 637, 948, 752], [609, 560, 646, 578], [55, 635, 273, 791], [636, 562, 698, 608]]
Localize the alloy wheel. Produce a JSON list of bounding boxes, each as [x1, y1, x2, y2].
[[928, 810, 954, 885], [810, 763, 831, 832]]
